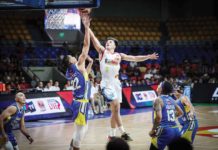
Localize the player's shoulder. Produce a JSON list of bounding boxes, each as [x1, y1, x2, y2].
[[2, 105, 17, 115]]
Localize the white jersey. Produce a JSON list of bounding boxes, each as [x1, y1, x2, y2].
[[100, 50, 121, 82], [99, 50, 122, 102]]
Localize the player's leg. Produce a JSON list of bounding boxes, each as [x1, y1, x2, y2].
[[114, 82, 132, 141], [101, 87, 118, 138], [180, 121, 196, 143], [70, 101, 89, 150], [3, 141, 14, 150], [109, 101, 118, 138], [70, 124, 88, 150], [6, 133, 19, 150], [191, 120, 199, 143]]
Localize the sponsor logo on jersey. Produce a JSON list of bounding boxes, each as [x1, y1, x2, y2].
[[105, 58, 119, 65]]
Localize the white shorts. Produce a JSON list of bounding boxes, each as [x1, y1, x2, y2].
[[100, 79, 122, 103]]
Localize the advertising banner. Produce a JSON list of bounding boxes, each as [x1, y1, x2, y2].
[[192, 84, 218, 103], [25, 97, 66, 116], [122, 85, 157, 108]]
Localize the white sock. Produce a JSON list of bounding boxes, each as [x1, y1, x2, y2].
[[109, 128, 116, 137], [118, 126, 125, 134]]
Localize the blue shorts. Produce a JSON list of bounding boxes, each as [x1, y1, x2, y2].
[[151, 126, 180, 150], [71, 99, 89, 126], [180, 120, 198, 143]]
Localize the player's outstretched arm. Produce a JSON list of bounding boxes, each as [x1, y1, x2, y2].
[[89, 28, 105, 54], [0, 106, 17, 143], [86, 55, 93, 74], [120, 52, 159, 62], [78, 14, 91, 66], [20, 116, 34, 144]]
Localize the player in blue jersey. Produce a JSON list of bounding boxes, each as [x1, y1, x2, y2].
[[149, 81, 183, 150], [0, 92, 33, 150], [63, 13, 92, 150], [174, 85, 198, 144]]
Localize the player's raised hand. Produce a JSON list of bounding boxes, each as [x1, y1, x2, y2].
[[78, 8, 92, 16], [149, 52, 159, 60], [81, 14, 91, 28]]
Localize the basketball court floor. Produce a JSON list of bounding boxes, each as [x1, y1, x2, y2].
[[14, 104, 218, 150]]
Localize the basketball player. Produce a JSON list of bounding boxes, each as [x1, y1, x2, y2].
[[64, 14, 91, 150], [0, 92, 33, 150], [88, 28, 159, 141], [149, 81, 183, 150], [174, 85, 198, 144]]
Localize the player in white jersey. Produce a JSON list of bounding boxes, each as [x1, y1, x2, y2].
[[89, 27, 159, 141]]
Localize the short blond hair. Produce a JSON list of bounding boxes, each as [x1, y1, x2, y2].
[[15, 92, 25, 99]]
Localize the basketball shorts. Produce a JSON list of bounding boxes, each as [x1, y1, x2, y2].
[[151, 126, 180, 150], [0, 132, 18, 149], [71, 99, 89, 126], [180, 120, 198, 143], [101, 80, 122, 103]]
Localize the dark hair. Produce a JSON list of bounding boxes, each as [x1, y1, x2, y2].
[[168, 138, 193, 150], [174, 82, 185, 94], [107, 37, 119, 47], [62, 55, 70, 67], [161, 81, 173, 95], [106, 137, 130, 150]]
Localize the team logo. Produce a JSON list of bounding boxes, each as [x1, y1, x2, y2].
[[212, 88, 218, 101], [25, 101, 36, 113], [197, 126, 218, 138], [48, 99, 61, 110]]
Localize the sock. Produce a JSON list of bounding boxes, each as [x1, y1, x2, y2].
[[109, 128, 116, 137], [118, 126, 125, 134]]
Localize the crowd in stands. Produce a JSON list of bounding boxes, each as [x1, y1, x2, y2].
[[1, 43, 218, 94]]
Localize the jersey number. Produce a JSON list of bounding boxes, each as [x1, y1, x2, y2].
[[72, 77, 81, 90], [167, 110, 175, 122]]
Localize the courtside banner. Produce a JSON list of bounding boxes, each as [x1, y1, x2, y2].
[[0, 91, 73, 121], [122, 85, 157, 108], [25, 97, 66, 116], [192, 83, 218, 103], [132, 90, 157, 103]]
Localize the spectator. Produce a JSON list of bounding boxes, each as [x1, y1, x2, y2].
[[168, 137, 193, 150], [53, 81, 60, 91], [30, 75, 38, 89], [106, 137, 130, 150], [90, 80, 104, 114], [120, 69, 129, 81], [36, 81, 44, 92], [63, 80, 73, 90], [43, 82, 53, 92]]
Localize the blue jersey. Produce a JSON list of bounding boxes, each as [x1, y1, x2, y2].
[[157, 95, 177, 127], [177, 96, 196, 126], [4, 103, 25, 132], [66, 64, 89, 100]]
